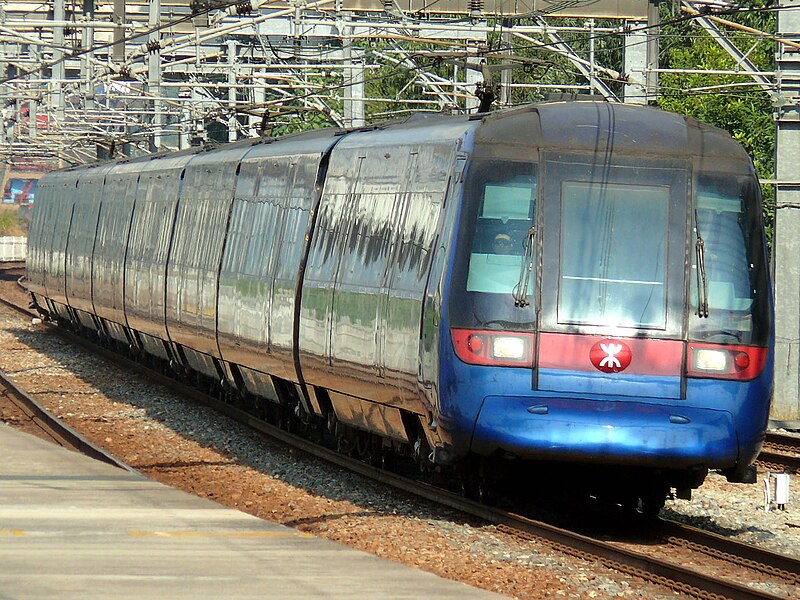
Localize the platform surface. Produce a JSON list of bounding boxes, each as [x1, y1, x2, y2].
[[0, 423, 504, 599]]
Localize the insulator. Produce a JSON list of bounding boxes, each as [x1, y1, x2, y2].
[[469, 0, 483, 17], [234, 1, 253, 15]]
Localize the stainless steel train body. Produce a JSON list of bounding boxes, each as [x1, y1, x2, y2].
[[28, 102, 773, 503]]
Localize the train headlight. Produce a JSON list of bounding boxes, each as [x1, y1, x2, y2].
[[687, 343, 768, 381], [451, 329, 534, 367], [693, 348, 729, 372], [492, 336, 526, 360]]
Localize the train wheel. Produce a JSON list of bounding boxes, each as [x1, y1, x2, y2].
[[326, 411, 336, 435], [460, 475, 495, 505], [476, 480, 495, 506], [639, 493, 666, 517], [379, 451, 395, 471], [413, 433, 431, 472]]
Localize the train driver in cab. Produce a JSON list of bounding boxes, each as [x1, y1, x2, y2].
[[493, 232, 514, 255]]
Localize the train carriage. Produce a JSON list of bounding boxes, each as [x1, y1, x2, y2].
[[27, 100, 773, 510], [216, 130, 341, 395]]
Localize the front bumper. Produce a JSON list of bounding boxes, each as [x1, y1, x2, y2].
[[471, 395, 738, 469]]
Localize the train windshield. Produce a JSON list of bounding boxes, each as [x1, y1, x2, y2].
[[466, 176, 536, 293], [449, 160, 537, 329], [558, 181, 669, 329], [688, 174, 770, 346]]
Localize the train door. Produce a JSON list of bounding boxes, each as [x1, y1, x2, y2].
[[45, 173, 79, 317], [536, 153, 689, 399], [378, 176, 412, 382]]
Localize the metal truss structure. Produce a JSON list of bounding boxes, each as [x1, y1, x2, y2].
[[2, 0, 787, 166], [0, 0, 659, 166]]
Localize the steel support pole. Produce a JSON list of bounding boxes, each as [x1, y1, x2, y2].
[[227, 40, 237, 142], [500, 30, 513, 106], [28, 97, 37, 138], [250, 80, 265, 137], [623, 20, 647, 104], [645, 0, 659, 103], [52, 0, 65, 124], [149, 0, 163, 151], [0, 37, 10, 142], [350, 53, 365, 128], [113, 0, 126, 63], [181, 103, 191, 149], [82, 18, 95, 112], [771, 0, 800, 425], [341, 23, 365, 128], [465, 43, 482, 112]]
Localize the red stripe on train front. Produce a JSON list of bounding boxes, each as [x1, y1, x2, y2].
[[538, 332, 683, 377]]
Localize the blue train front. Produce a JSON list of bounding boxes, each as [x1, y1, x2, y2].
[[437, 103, 772, 507]]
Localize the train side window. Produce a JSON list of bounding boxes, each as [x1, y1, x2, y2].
[[688, 175, 769, 345], [692, 187, 752, 312], [466, 172, 536, 294]]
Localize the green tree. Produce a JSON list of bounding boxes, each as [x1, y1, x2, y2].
[[657, 4, 775, 240]]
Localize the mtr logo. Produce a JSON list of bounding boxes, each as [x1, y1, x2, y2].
[[589, 340, 632, 373]]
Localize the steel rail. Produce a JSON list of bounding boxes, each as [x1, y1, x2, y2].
[[654, 519, 799, 586], [0, 287, 34, 319], [0, 287, 796, 599], [0, 286, 134, 471], [765, 432, 800, 454], [756, 450, 800, 475], [0, 261, 25, 271], [758, 432, 800, 473], [0, 368, 133, 471]]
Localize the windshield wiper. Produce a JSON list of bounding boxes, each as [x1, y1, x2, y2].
[[480, 319, 537, 328], [513, 226, 536, 308], [694, 209, 709, 318]]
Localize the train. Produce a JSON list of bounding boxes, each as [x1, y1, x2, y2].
[[26, 100, 774, 513]]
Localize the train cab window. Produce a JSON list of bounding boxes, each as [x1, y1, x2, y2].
[[558, 181, 669, 329], [688, 176, 769, 345], [466, 173, 537, 293]]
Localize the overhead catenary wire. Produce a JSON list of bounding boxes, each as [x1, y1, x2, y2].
[[0, 0, 789, 164], [0, 1, 780, 87]]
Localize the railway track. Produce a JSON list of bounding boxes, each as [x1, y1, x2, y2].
[[0, 365, 131, 471], [758, 433, 800, 474], [0, 261, 25, 272], [0, 283, 797, 599], [0, 276, 130, 469], [168, 393, 800, 599]]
